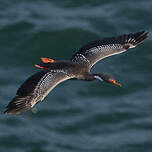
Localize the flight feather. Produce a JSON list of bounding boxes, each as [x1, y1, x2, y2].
[[71, 31, 149, 69]]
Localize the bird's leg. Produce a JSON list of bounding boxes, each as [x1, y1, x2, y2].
[[34, 58, 55, 70], [34, 64, 49, 70], [41, 58, 55, 63]]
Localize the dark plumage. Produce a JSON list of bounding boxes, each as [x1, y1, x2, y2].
[[71, 31, 149, 68], [4, 31, 149, 114]]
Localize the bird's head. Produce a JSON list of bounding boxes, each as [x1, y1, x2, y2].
[[94, 73, 121, 87]]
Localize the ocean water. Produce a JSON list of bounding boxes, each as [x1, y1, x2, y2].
[[0, 0, 152, 152]]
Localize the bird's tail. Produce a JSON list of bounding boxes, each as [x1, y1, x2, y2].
[[4, 95, 32, 114], [122, 31, 149, 49]]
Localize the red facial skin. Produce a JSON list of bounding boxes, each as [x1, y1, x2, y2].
[[109, 79, 121, 87]]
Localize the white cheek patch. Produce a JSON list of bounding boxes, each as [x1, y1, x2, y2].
[[94, 75, 103, 82]]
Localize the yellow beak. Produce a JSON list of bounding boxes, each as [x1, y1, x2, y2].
[[110, 79, 121, 87]]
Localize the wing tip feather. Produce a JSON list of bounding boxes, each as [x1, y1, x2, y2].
[[128, 30, 149, 47], [4, 96, 32, 114]]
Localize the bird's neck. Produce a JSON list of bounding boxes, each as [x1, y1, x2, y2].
[[81, 73, 95, 81]]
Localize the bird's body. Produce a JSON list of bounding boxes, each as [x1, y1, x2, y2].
[[4, 31, 149, 114], [38, 61, 90, 79]]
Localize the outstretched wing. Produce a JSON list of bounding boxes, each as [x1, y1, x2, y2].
[[71, 31, 149, 69], [4, 70, 73, 114]]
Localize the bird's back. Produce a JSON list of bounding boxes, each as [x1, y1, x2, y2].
[[39, 60, 90, 78]]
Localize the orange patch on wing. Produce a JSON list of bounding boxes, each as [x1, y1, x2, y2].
[[34, 64, 48, 70], [41, 58, 55, 63]]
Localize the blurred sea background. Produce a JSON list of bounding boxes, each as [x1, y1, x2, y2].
[[0, 0, 152, 152]]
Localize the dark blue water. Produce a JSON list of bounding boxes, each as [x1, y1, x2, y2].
[[0, 0, 152, 152]]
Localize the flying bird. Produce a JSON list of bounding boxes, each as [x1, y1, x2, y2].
[[4, 31, 149, 114]]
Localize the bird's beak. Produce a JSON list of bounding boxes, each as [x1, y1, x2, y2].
[[110, 79, 121, 87]]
